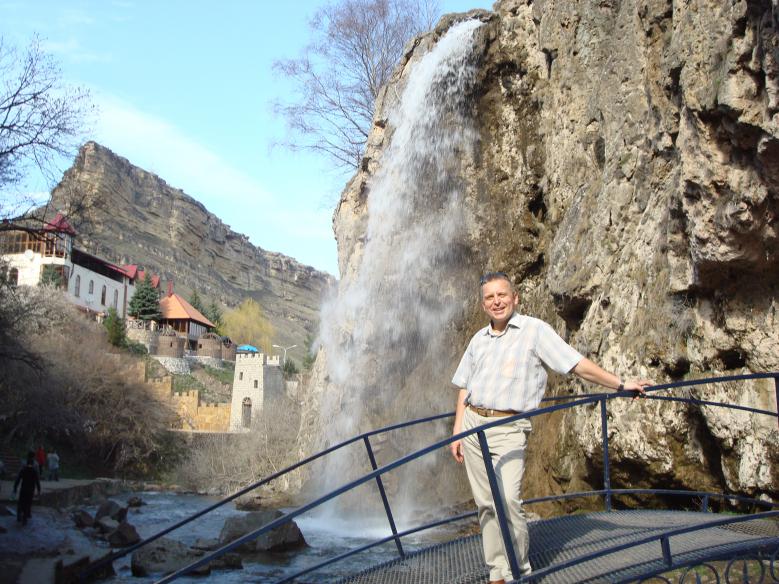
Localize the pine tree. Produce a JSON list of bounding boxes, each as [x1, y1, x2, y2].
[[302, 333, 316, 371], [204, 300, 223, 333], [103, 307, 126, 347], [128, 274, 161, 321], [189, 290, 205, 314]]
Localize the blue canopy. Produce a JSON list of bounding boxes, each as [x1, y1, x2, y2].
[[237, 344, 259, 352]]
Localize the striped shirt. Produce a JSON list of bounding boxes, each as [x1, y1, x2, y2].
[[452, 313, 583, 412]]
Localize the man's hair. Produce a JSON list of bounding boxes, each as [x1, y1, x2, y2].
[[479, 271, 514, 297]]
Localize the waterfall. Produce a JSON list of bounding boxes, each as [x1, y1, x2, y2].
[[312, 18, 485, 522]]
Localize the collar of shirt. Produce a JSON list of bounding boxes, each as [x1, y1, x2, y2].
[[485, 312, 523, 337]]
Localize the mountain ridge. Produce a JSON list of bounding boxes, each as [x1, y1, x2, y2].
[[50, 141, 334, 358]]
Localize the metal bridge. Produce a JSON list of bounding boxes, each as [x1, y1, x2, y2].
[[80, 373, 779, 583]]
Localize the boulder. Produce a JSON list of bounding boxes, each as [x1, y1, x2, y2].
[[95, 499, 127, 522], [127, 496, 145, 507], [191, 538, 219, 551], [131, 537, 210, 577], [218, 510, 306, 553], [107, 521, 141, 547], [209, 553, 243, 570], [72, 509, 94, 528], [55, 553, 115, 584], [95, 517, 119, 533]]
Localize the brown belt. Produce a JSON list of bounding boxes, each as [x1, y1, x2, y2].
[[467, 404, 518, 417]]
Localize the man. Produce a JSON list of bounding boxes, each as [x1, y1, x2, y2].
[[13, 452, 41, 526], [450, 272, 649, 583], [47, 450, 60, 481]]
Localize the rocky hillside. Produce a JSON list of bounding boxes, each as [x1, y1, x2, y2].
[[299, 0, 778, 512], [50, 141, 334, 352]]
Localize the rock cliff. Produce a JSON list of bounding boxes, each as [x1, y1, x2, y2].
[[50, 142, 334, 351], [300, 0, 778, 513]]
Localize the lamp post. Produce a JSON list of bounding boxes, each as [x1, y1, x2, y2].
[[272, 344, 297, 365]]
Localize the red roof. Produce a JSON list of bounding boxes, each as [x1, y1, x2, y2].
[[160, 293, 215, 328], [44, 213, 76, 235], [121, 265, 161, 288]]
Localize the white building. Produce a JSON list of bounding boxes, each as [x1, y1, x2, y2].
[[229, 350, 283, 431], [0, 213, 157, 319]]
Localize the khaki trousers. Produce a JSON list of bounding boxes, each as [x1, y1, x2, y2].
[[463, 408, 532, 582]]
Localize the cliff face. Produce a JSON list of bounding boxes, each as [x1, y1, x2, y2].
[[300, 0, 778, 510], [50, 142, 334, 351]]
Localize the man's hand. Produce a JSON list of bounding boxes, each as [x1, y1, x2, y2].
[[450, 439, 464, 463], [623, 379, 652, 399]]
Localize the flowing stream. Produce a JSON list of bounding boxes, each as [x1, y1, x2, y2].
[[91, 491, 452, 583]]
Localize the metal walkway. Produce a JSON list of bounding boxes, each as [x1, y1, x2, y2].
[[338, 511, 779, 584]]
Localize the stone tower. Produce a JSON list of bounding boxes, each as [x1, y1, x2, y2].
[[229, 351, 283, 431]]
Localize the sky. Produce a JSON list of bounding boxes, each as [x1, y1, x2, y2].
[[1, 0, 492, 276]]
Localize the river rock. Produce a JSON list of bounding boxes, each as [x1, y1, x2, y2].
[[130, 537, 210, 577], [107, 521, 141, 547], [55, 553, 115, 584], [191, 538, 219, 551], [95, 499, 126, 522], [218, 510, 306, 553], [72, 509, 94, 528], [208, 553, 243, 570], [95, 517, 119, 533], [127, 496, 145, 507]]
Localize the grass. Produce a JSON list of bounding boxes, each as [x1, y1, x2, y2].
[[172, 374, 206, 393], [202, 363, 234, 385]]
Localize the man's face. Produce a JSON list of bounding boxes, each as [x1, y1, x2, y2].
[[481, 278, 519, 325]]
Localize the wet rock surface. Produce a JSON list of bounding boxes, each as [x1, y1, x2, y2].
[[218, 509, 307, 553]]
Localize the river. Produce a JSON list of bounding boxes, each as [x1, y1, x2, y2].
[[93, 490, 455, 583]]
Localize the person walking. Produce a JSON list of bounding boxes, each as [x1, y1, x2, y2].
[[46, 450, 60, 481], [35, 445, 46, 475], [450, 272, 650, 583], [13, 452, 41, 526]]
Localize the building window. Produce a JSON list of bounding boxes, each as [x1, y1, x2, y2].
[[239, 372, 243, 381], [113, 289, 118, 309], [8, 268, 18, 287], [101, 285, 107, 305], [242, 398, 252, 428], [0, 231, 36, 254], [253, 379, 258, 388], [88, 280, 94, 294], [74, 275, 81, 297]]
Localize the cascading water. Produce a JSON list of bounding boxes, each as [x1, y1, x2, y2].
[[311, 18, 486, 524]]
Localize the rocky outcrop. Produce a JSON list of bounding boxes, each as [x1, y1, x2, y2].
[[218, 510, 306, 553], [50, 141, 335, 350], [300, 0, 778, 513]]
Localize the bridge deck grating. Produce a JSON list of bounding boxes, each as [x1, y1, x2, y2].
[[334, 510, 779, 584]]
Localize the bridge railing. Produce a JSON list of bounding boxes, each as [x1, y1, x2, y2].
[[79, 372, 779, 583]]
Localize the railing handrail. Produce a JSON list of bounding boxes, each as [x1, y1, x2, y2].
[[79, 372, 779, 583]]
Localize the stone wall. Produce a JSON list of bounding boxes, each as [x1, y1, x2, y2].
[[171, 390, 231, 432], [157, 334, 185, 358]]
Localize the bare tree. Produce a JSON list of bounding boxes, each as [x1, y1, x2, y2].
[[0, 35, 93, 222], [274, 0, 439, 170]]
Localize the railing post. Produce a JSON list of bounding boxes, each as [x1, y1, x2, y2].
[[774, 375, 779, 430], [700, 494, 709, 513], [600, 397, 612, 512], [477, 429, 521, 582], [660, 535, 672, 566], [363, 436, 404, 558]]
